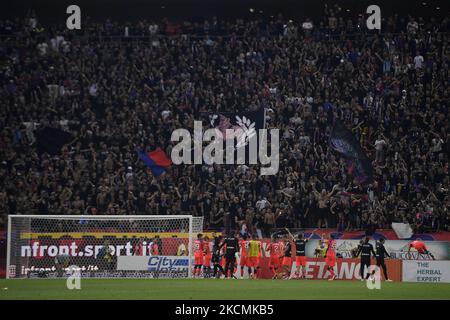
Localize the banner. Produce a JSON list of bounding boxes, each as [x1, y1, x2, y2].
[[117, 256, 189, 272], [289, 258, 401, 281], [116, 256, 189, 278], [115, 256, 402, 281], [305, 239, 449, 260], [206, 257, 401, 281], [402, 260, 450, 283], [271, 229, 450, 241], [9, 236, 191, 278]]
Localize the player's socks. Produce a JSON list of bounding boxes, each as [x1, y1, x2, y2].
[[328, 270, 336, 280]]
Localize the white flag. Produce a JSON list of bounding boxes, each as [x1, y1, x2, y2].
[[391, 222, 413, 239]]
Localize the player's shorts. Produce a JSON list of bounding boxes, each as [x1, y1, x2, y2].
[[204, 253, 212, 267], [194, 252, 203, 266], [295, 256, 307, 267], [224, 252, 236, 262], [325, 255, 336, 267], [221, 256, 226, 267], [269, 257, 281, 268], [247, 256, 260, 268], [240, 255, 248, 267], [282, 257, 292, 267]]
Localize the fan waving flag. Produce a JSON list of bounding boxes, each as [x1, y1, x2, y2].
[[35, 127, 74, 155], [329, 119, 374, 184], [137, 148, 172, 177]]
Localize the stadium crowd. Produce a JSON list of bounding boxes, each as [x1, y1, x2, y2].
[[0, 5, 449, 236]]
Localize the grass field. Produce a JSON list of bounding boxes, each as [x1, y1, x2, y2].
[[0, 279, 449, 300]]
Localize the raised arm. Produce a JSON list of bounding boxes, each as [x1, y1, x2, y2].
[[307, 229, 317, 241]]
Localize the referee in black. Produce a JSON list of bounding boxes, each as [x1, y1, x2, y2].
[[355, 237, 376, 280], [219, 232, 240, 279], [212, 233, 225, 278], [375, 238, 393, 282]]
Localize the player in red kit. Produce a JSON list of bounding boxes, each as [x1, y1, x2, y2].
[[193, 233, 204, 278], [325, 234, 337, 280], [238, 235, 249, 279], [150, 237, 159, 255], [247, 235, 263, 279], [408, 239, 435, 260], [203, 235, 212, 278], [266, 235, 283, 279], [220, 243, 227, 276]]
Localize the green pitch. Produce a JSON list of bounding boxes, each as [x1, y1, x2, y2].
[[0, 279, 449, 300]]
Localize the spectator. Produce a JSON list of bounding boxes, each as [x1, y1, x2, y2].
[[0, 11, 448, 238]]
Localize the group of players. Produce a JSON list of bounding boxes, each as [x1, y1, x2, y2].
[[192, 231, 435, 281], [192, 233, 266, 279], [192, 229, 338, 280]]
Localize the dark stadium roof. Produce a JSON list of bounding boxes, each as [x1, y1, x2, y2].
[[2, 0, 449, 23]]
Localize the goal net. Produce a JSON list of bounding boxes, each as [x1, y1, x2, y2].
[[7, 215, 204, 279]]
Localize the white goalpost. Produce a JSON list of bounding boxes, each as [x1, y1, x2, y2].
[[6, 215, 204, 279]]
